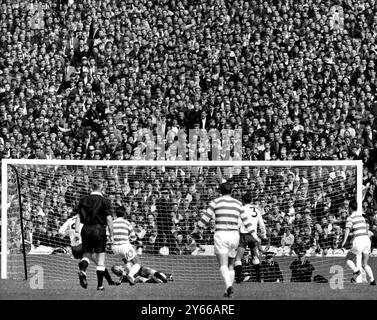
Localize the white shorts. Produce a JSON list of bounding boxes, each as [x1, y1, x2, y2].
[[214, 231, 240, 258], [349, 236, 371, 255], [112, 243, 137, 262]]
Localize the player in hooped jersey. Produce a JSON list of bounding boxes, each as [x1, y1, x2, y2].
[[59, 214, 120, 286], [341, 199, 375, 285], [111, 207, 168, 285], [234, 192, 267, 283], [193, 182, 261, 298]]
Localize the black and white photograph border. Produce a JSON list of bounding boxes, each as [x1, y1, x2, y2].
[[0, 0, 377, 313]]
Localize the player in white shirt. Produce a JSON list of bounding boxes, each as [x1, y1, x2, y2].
[[59, 215, 83, 258], [234, 192, 268, 283], [59, 214, 120, 286], [341, 200, 375, 285], [59, 215, 111, 257]]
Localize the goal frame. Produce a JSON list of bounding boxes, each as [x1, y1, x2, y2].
[[1, 159, 363, 280]]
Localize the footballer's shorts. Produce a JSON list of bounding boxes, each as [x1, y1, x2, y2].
[[72, 244, 84, 259], [349, 236, 371, 255], [214, 231, 240, 258], [81, 224, 107, 254], [112, 242, 137, 261], [239, 233, 258, 250]]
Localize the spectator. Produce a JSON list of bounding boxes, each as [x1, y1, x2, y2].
[[154, 189, 175, 254], [281, 228, 295, 248], [291, 236, 306, 256], [269, 229, 282, 247], [309, 231, 323, 255], [289, 250, 315, 282], [260, 251, 284, 283]]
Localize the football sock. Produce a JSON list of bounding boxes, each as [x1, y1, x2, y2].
[[79, 257, 90, 273], [96, 266, 105, 288], [129, 263, 141, 278], [229, 269, 235, 285], [254, 264, 261, 282], [363, 265, 374, 282], [346, 260, 358, 273], [220, 265, 232, 289], [234, 262, 242, 281], [104, 268, 114, 284], [154, 272, 167, 283]]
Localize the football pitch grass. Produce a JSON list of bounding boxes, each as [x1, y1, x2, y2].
[[1, 254, 376, 300], [0, 278, 376, 300]]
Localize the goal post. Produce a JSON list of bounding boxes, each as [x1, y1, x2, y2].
[[1, 159, 365, 283], [1, 160, 8, 279], [1, 163, 28, 281]]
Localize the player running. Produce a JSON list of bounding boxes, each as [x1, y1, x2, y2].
[[192, 182, 261, 298], [341, 199, 375, 285], [59, 214, 120, 286], [234, 192, 268, 283]]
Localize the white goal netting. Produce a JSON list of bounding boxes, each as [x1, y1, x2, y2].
[[1, 160, 369, 283]]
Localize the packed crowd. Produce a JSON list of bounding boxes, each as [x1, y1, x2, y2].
[[1, 0, 377, 254]]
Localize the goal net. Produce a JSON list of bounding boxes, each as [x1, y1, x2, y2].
[[1, 159, 366, 284]]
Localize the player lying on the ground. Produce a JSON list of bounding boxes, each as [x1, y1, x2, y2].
[[111, 263, 173, 284], [59, 213, 120, 286]]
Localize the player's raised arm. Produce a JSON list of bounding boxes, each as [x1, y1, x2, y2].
[[59, 217, 72, 236]]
